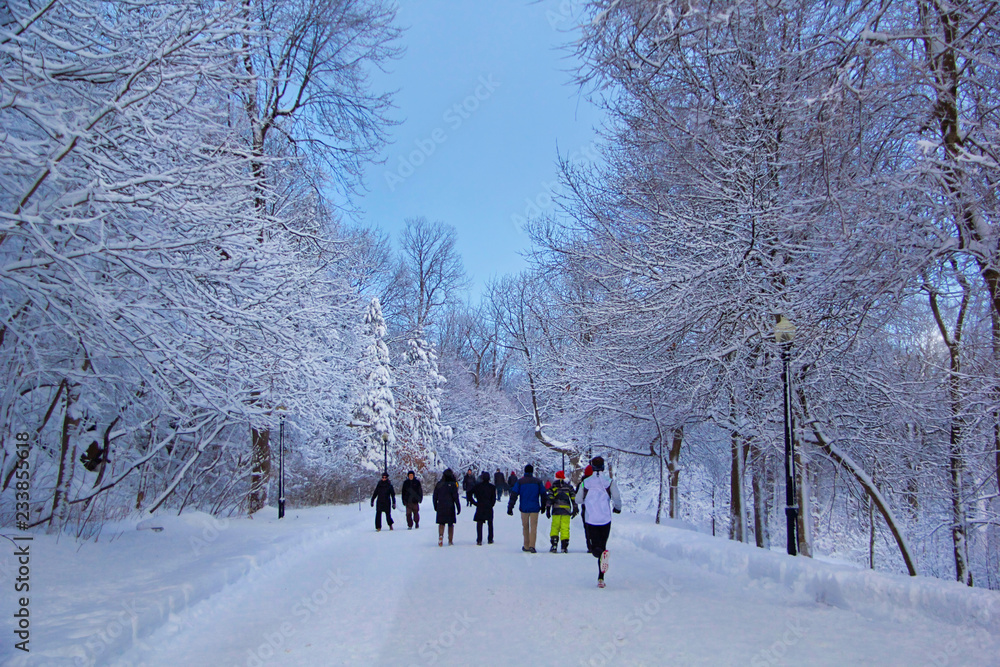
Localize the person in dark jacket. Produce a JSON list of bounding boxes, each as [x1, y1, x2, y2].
[[546, 470, 578, 553], [462, 468, 476, 506], [401, 470, 423, 529], [506, 471, 517, 496], [370, 472, 396, 531], [471, 471, 497, 545], [494, 469, 506, 501], [507, 464, 547, 553], [433, 468, 461, 546]]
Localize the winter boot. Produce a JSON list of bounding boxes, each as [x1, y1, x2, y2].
[[549, 536, 558, 553], [561, 539, 569, 553]]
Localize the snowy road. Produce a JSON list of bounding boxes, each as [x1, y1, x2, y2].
[[111, 502, 998, 667]]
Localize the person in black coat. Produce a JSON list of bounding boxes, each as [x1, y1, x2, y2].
[[370, 472, 396, 531], [462, 468, 476, 506], [433, 468, 461, 546], [506, 471, 518, 497], [471, 471, 497, 545], [493, 469, 505, 501], [401, 470, 423, 529]]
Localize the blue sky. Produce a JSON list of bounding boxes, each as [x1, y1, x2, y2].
[[355, 0, 605, 301]]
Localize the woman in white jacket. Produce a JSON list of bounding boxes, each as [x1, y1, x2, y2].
[[575, 456, 622, 588]]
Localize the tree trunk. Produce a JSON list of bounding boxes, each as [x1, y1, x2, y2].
[[751, 441, 770, 549], [668, 427, 682, 520], [868, 494, 876, 570], [799, 389, 919, 576], [795, 441, 812, 557], [729, 427, 747, 543], [48, 381, 80, 535], [248, 426, 270, 514], [656, 430, 663, 524]]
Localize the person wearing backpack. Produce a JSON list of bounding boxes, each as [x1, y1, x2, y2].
[[575, 456, 622, 587], [546, 470, 578, 553]]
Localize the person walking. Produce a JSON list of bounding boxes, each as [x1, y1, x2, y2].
[[506, 471, 517, 497], [546, 470, 578, 553], [433, 468, 461, 546], [493, 469, 506, 502], [507, 464, 547, 553], [401, 470, 423, 529], [471, 471, 497, 545], [575, 456, 622, 588], [370, 472, 396, 532], [462, 468, 476, 507]]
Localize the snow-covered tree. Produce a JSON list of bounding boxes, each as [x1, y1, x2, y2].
[[394, 331, 449, 472], [351, 298, 396, 472]]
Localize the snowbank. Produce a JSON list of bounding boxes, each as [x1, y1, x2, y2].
[[2, 506, 365, 666], [617, 517, 999, 634]]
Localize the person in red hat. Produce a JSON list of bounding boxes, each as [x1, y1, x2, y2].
[[546, 470, 578, 553]]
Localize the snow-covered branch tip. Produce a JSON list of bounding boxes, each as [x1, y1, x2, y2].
[[534, 426, 576, 455]]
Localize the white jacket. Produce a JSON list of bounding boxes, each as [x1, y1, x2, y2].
[[575, 473, 622, 526]]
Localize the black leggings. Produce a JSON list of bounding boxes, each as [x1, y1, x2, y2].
[[588, 522, 611, 577], [588, 522, 611, 557]]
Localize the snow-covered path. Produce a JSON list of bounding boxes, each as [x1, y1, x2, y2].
[[112, 502, 996, 667], [4, 500, 998, 666]]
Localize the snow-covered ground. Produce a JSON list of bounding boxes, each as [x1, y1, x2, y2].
[[2, 501, 998, 666]]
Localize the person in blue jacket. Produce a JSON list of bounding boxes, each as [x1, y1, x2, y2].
[[507, 464, 547, 553]]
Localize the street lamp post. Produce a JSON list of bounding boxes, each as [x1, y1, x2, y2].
[[278, 415, 285, 519], [775, 315, 798, 556], [382, 432, 389, 475]]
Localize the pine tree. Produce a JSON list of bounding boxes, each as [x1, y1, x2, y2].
[[395, 330, 450, 471], [352, 298, 397, 472]]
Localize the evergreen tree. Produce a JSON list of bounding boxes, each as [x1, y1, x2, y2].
[[352, 298, 397, 472], [395, 330, 450, 471]]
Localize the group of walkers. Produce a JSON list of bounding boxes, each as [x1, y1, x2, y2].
[[460, 468, 518, 504], [370, 456, 622, 587], [369, 470, 424, 531]]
